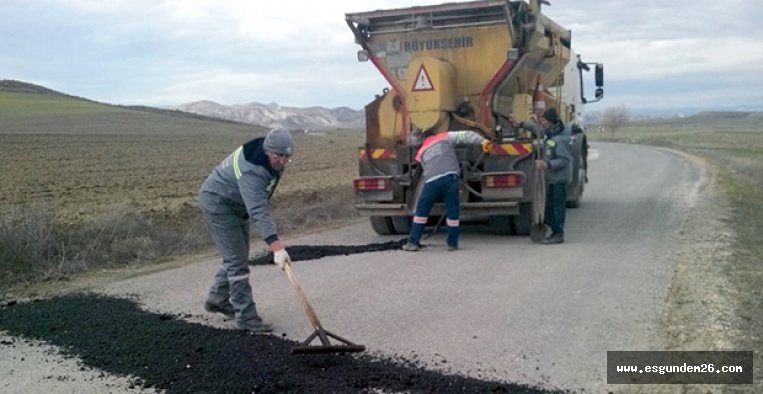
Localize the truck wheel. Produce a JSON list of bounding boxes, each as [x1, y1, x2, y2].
[[567, 189, 581, 208], [488, 215, 514, 235], [567, 176, 582, 208], [391, 216, 413, 234], [369, 216, 396, 235], [513, 202, 532, 236], [567, 167, 586, 208], [566, 140, 585, 209]]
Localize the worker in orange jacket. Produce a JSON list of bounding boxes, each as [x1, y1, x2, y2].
[[402, 130, 492, 252]]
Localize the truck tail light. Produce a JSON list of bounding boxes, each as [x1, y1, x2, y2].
[[482, 174, 523, 188], [354, 178, 391, 191]]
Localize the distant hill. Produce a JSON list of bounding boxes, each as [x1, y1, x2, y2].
[[176, 100, 365, 130], [626, 111, 763, 130], [0, 79, 98, 101], [0, 79, 363, 131], [0, 80, 245, 125], [689, 111, 763, 120], [682, 111, 763, 130], [0, 80, 265, 136]]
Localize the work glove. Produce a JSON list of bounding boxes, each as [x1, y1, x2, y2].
[[481, 140, 494, 154], [274, 249, 291, 270]]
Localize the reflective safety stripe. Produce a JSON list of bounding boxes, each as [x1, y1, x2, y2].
[[416, 133, 449, 162], [446, 219, 460, 227], [546, 140, 556, 147], [413, 216, 428, 224], [228, 273, 249, 283], [232, 146, 243, 179], [455, 131, 467, 143]]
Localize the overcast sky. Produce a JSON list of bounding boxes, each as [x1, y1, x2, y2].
[[2, 0, 761, 112]]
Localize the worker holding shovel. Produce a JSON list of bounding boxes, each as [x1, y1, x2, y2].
[[198, 128, 294, 332], [513, 108, 573, 244]]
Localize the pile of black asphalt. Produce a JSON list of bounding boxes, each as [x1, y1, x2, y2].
[[1, 241, 573, 393], [0, 295, 570, 393]]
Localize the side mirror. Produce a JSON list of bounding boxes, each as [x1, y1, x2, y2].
[[595, 64, 604, 87], [577, 58, 605, 104]]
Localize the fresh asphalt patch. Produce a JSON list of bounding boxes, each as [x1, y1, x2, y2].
[[0, 294, 571, 393], [249, 239, 408, 265]]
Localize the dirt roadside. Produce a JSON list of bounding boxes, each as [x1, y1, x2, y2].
[[0, 213, 368, 302], [619, 152, 761, 393]]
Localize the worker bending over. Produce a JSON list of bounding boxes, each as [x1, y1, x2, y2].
[[403, 129, 491, 252]]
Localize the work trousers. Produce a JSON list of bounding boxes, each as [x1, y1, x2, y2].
[[408, 174, 460, 248], [545, 181, 568, 236], [201, 208, 259, 323]]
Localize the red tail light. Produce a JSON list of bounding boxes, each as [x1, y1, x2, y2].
[[354, 178, 391, 191], [482, 174, 523, 188]]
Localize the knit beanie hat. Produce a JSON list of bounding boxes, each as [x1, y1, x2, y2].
[[263, 128, 294, 156], [542, 108, 559, 124]]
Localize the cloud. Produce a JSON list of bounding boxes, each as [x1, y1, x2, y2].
[[584, 38, 762, 80], [546, 0, 763, 109], [1, 0, 761, 110]]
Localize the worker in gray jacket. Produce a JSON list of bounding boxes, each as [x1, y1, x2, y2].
[[515, 108, 573, 244], [198, 128, 294, 332], [402, 129, 492, 252]]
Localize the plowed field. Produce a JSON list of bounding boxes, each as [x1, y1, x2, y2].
[[0, 131, 364, 224]]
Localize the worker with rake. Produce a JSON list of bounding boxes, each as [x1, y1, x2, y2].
[[198, 128, 294, 332]]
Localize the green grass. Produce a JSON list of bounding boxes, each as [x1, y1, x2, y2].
[[713, 148, 762, 160], [0, 92, 120, 117], [589, 113, 763, 156]]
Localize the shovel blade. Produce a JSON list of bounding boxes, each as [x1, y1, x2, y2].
[[530, 223, 549, 243]]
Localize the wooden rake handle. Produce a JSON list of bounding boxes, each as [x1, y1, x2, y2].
[[283, 263, 324, 332], [282, 262, 367, 353]]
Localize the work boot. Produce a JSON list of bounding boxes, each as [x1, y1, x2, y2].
[[204, 300, 235, 318], [447, 245, 458, 251], [542, 234, 564, 245], [402, 242, 420, 252], [235, 316, 273, 333]]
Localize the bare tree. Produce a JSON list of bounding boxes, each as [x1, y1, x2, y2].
[[600, 105, 629, 137]]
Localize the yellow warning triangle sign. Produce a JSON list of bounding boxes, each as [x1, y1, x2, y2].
[[412, 65, 434, 92]]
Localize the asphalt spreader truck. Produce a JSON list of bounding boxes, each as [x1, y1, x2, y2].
[[346, 0, 604, 236]]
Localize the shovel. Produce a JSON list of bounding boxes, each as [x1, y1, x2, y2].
[[283, 263, 366, 354], [530, 131, 550, 243]]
